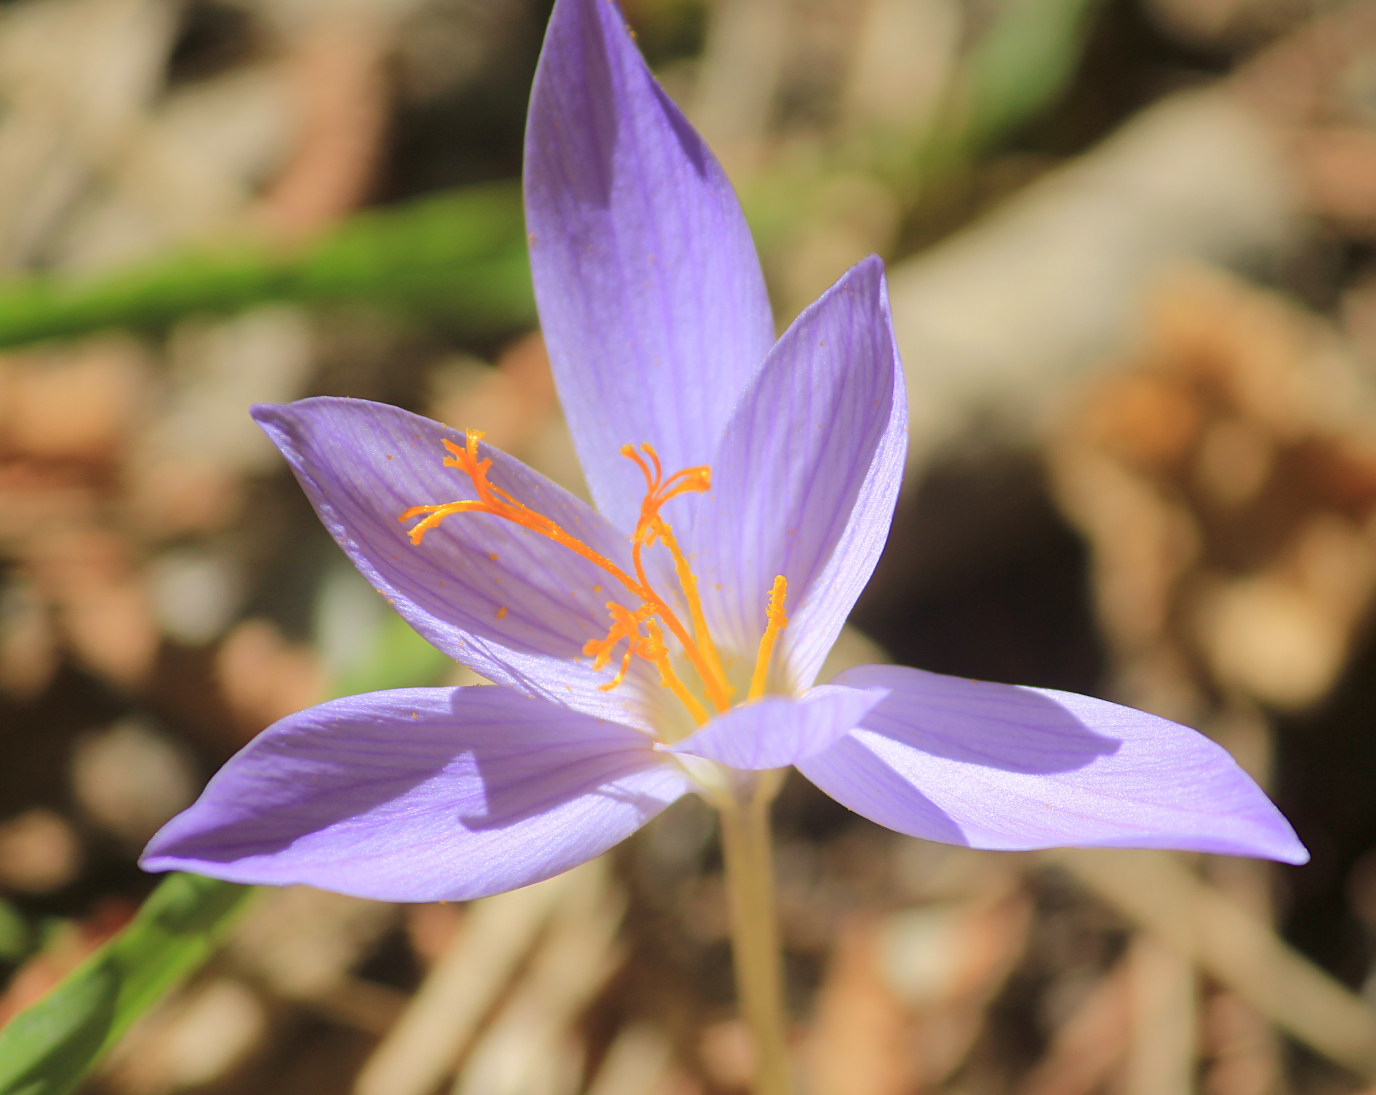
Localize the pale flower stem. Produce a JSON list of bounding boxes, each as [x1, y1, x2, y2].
[[718, 773, 792, 1095]]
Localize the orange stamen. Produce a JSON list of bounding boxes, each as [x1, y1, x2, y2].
[[399, 432, 642, 598], [747, 576, 788, 702], [400, 430, 731, 720], [652, 518, 731, 703], [622, 442, 732, 710]]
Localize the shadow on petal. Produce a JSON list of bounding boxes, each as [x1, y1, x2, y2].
[[456, 732, 684, 833], [862, 682, 1122, 775], [801, 734, 971, 845], [142, 687, 686, 900], [803, 664, 1304, 862]]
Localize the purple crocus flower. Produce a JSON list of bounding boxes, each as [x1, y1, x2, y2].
[[141, 0, 1306, 901]]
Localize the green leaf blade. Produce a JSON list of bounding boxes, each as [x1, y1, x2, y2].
[[0, 874, 253, 1095]]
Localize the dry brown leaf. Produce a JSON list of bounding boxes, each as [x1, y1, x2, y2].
[[216, 618, 325, 739], [0, 807, 81, 893], [1015, 960, 1132, 1095], [1052, 265, 1376, 712], [807, 914, 914, 1095], [0, 576, 58, 699], [26, 527, 158, 687], [256, 19, 390, 239], [1202, 991, 1282, 1095], [0, 336, 152, 461]]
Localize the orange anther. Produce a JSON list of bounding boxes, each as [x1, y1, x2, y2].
[[747, 576, 788, 702]]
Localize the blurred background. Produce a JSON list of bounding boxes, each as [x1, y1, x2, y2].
[[3, 0, 1376, 1092]]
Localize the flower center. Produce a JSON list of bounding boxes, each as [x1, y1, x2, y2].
[[398, 430, 787, 726]]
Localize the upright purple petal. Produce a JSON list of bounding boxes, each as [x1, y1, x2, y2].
[[525, 0, 774, 530], [253, 398, 661, 729], [689, 256, 907, 692], [665, 684, 888, 770], [798, 665, 1308, 863], [141, 687, 690, 902]]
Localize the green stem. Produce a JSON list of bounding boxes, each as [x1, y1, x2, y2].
[[718, 772, 791, 1095]]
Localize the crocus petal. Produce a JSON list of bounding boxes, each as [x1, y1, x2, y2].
[[797, 665, 1308, 863], [690, 256, 907, 691], [665, 684, 888, 770], [525, 0, 774, 531], [253, 398, 661, 728], [141, 686, 690, 902]]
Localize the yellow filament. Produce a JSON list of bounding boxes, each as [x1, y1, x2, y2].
[[747, 576, 789, 702], [643, 621, 709, 726], [616, 447, 733, 714], [651, 518, 733, 705], [400, 433, 642, 597], [622, 444, 732, 713]]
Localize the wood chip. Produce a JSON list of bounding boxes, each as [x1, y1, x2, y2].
[[451, 859, 625, 1095], [354, 864, 594, 1095], [1048, 848, 1376, 1078], [1016, 959, 1132, 1095]]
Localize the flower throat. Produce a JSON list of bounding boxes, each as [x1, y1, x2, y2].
[[399, 431, 787, 726]]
